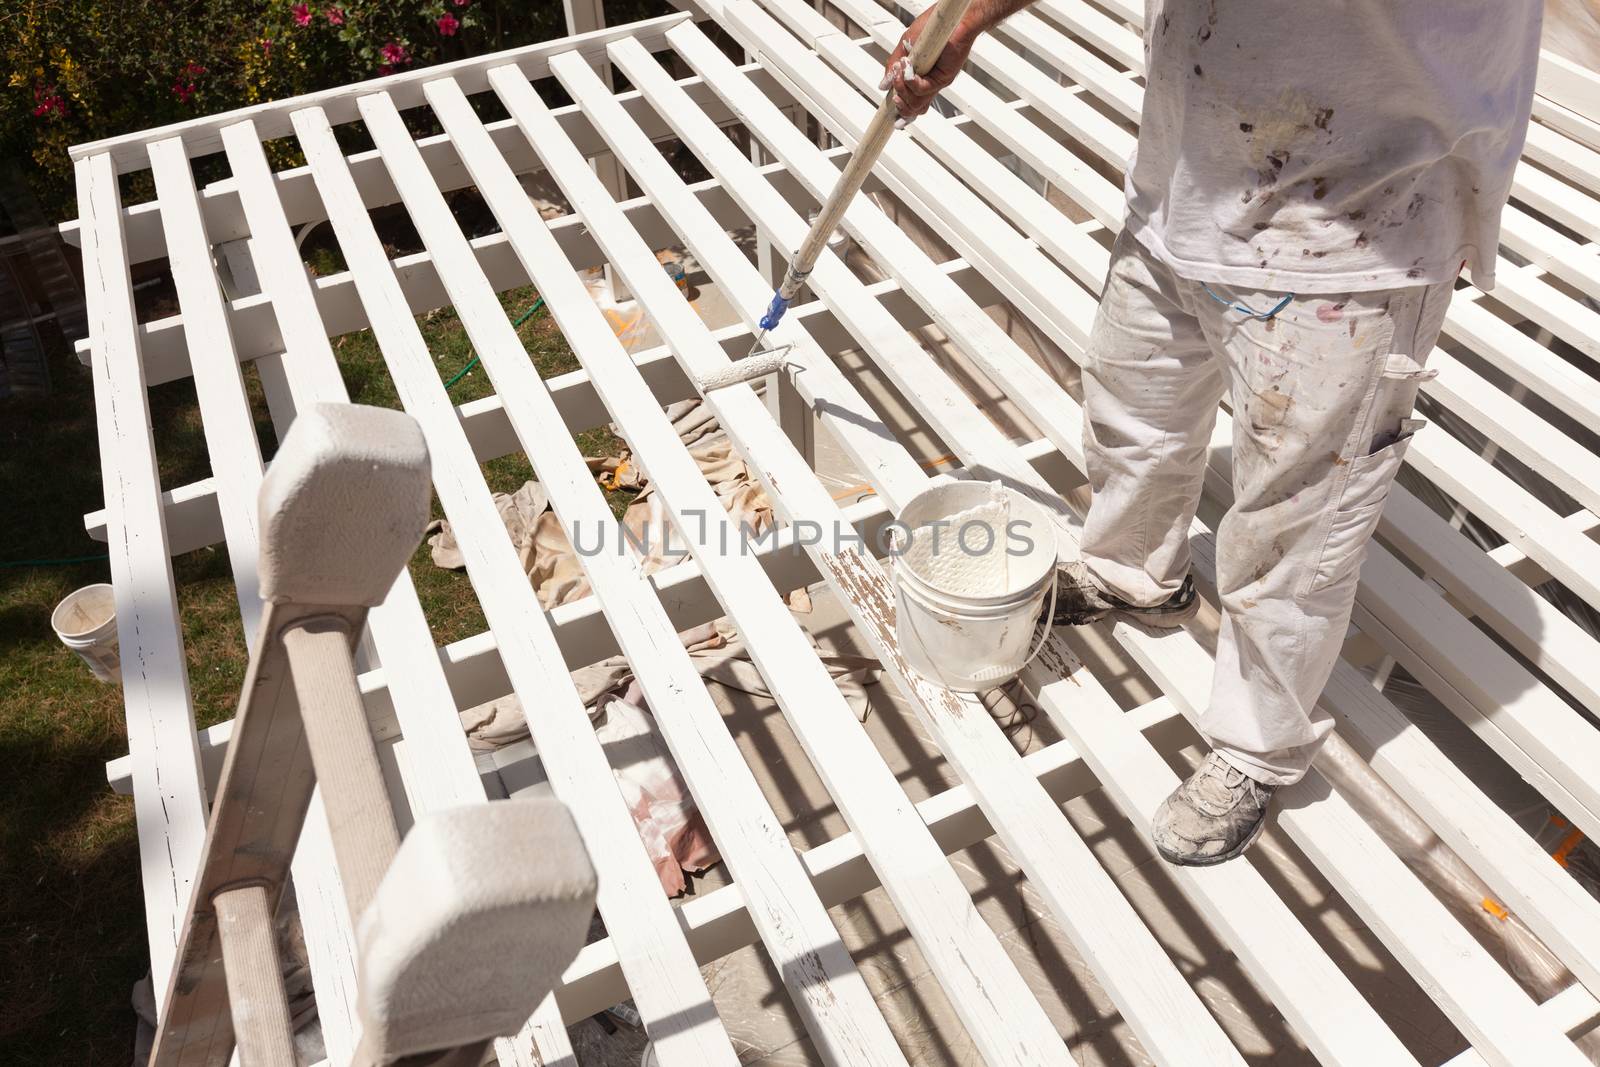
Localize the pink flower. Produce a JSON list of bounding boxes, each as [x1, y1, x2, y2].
[[172, 80, 195, 102], [292, 3, 311, 26], [453, 0, 469, 7], [325, 7, 344, 24], [184, 61, 207, 76], [377, 64, 394, 75], [380, 40, 410, 66], [260, 38, 273, 55], [436, 13, 459, 36], [32, 84, 66, 119]]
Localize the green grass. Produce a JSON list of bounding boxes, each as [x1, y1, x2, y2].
[[0, 284, 628, 1062]]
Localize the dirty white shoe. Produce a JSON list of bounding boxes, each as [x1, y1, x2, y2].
[[1151, 753, 1276, 866], [1052, 560, 1199, 628]]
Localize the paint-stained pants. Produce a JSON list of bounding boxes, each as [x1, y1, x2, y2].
[[1080, 232, 1452, 785]]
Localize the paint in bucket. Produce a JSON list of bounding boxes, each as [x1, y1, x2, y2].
[[891, 481, 1058, 692], [51, 583, 121, 683]]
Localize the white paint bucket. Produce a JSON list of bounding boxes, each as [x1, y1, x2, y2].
[[51, 583, 121, 683], [892, 482, 1058, 692]]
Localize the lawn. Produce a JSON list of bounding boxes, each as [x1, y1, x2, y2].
[[0, 276, 627, 1062]]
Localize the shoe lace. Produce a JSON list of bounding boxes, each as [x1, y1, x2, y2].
[[1190, 754, 1252, 813]]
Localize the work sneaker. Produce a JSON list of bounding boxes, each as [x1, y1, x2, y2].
[[1151, 753, 1277, 866], [1052, 559, 1199, 627]]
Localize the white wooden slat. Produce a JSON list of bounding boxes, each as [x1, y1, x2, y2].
[[1447, 984, 1600, 1067], [67, 13, 691, 172], [1497, 206, 1600, 306], [1524, 120, 1600, 200], [147, 138, 268, 644], [288, 793, 361, 1064], [1408, 427, 1600, 615], [1535, 96, 1600, 157], [369, 84, 907, 1067], [76, 151, 209, 994], [1486, 507, 1600, 586], [1376, 487, 1600, 718], [1512, 160, 1600, 245], [1424, 347, 1600, 517], [482, 59, 1076, 1067], [290, 102, 735, 1067], [1034, 0, 1145, 72], [1090, 0, 1144, 28], [563, 45, 1254, 1067], [1474, 258, 1600, 363], [1440, 294, 1600, 431], [710, 4, 1600, 1049], [814, 0, 1600, 822], [1537, 50, 1600, 123], [989, 8, 1142, 121], [222, 118, 551, 1066]]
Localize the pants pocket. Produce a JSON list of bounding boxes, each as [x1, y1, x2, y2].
[[1306, 423, 1420, 594]]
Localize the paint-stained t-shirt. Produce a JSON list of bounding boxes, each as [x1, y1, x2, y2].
[[1124, 0, 1542, 293]]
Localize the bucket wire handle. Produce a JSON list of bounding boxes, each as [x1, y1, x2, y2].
[[967, 576, 1058, 685]]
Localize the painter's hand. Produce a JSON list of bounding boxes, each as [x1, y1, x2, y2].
[[881, 8, 974, 125]]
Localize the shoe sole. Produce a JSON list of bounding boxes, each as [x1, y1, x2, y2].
[[1117, 597, 1200, 629], [1058, 597, 1200, 630], [1154, 806, 1270, 868]]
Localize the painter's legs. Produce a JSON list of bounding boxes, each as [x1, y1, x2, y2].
[[1079, 232, 1225, 606], [1080, 233, 1452, 785], [1193, 273, 1453, 785]]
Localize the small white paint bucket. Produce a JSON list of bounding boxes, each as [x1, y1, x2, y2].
[[892, 482, 1058, 692], [51, 583, 121, 683]]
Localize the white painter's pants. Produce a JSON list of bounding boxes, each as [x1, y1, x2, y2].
[[1081, 232, 1453, 785]]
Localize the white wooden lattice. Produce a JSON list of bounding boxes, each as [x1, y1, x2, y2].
[[71, 2, 1600, 1063]]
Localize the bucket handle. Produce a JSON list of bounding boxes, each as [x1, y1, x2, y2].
[[899, 569, 1059, 691], [966, 576, 1058, 685]]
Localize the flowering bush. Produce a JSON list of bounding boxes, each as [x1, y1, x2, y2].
[[2, 0, 652, 217]]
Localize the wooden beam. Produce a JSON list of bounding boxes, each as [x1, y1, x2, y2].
[[75, 151, 208, 993], [67, 13, 694, 172]]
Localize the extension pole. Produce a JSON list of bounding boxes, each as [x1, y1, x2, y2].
[[747, 0, 978, 355]]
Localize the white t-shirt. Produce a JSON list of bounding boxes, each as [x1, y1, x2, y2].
[[1125, 0, 1543, 293]]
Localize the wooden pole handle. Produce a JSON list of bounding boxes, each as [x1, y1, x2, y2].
[[776, 0, 978, 302]]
